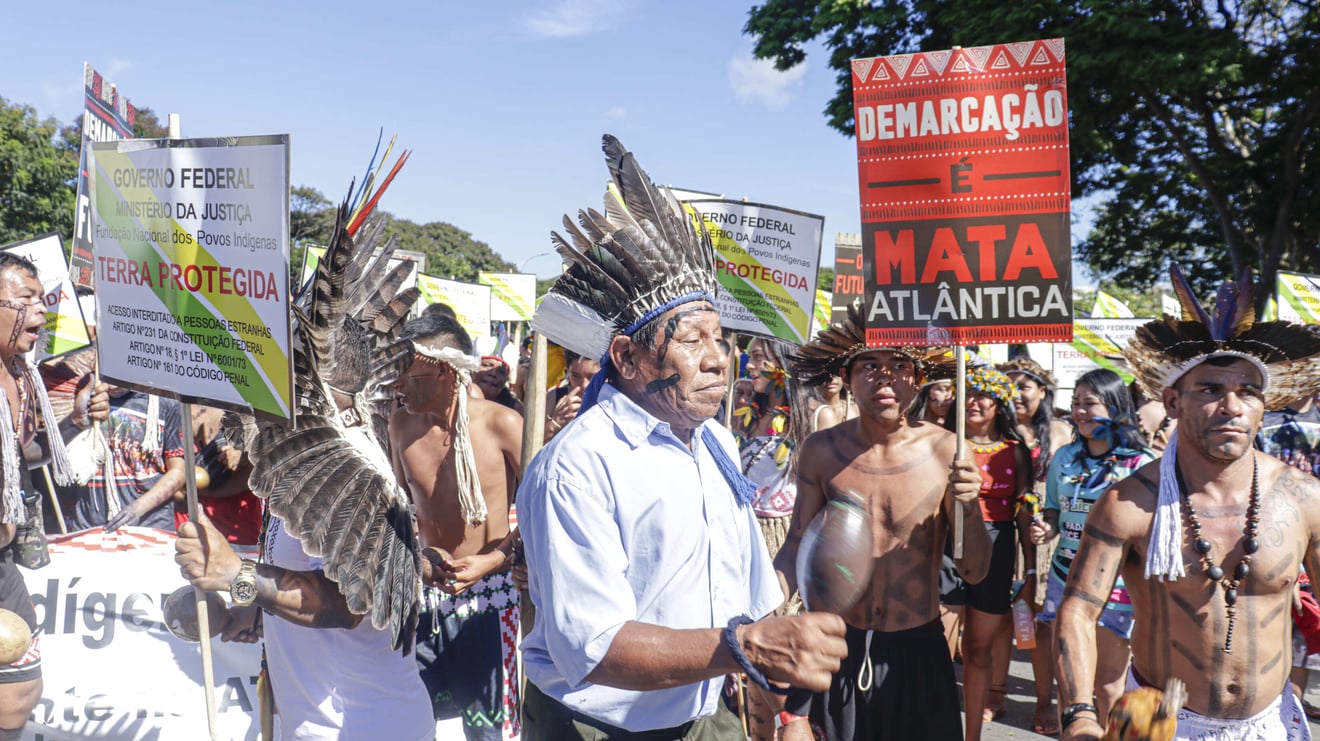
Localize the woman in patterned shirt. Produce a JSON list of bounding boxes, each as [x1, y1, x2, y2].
[[1030, 368, 1157, 726]]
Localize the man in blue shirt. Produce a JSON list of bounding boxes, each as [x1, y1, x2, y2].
[[519, 136, 848, 738]]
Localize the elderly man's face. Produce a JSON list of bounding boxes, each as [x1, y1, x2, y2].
[[617, 302, 729, 437]]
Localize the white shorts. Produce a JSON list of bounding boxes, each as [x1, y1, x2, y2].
[[1125, 668, 1311, 740]]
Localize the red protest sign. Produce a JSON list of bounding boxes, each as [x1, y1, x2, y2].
[[852, 39, 1073, 346]]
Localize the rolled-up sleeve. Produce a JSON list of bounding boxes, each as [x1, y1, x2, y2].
[[523, 471, 637, 688]]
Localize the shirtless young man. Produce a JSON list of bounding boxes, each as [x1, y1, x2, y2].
[[1057, 270, 1320, 740], [780, 309, 992, 740], [390, 312, 524, 740]]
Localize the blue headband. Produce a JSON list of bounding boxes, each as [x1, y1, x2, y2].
[[571, 291, 756, 506]]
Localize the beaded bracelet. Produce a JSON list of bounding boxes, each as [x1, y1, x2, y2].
[[723, 615, 790, 695], [1061, 702, 1098, 729]]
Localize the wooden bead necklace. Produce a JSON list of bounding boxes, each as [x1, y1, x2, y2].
[[1177, 460, 1259, 653]]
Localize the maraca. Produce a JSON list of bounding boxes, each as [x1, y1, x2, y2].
[[796, 493, 874, 614], [0, 608, 31, 664], [162, 585, 230, 642]]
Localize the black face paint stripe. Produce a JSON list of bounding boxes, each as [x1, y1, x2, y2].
[[0, 299, 30, 349], [645, 374, 680, 395], [654, 306, 715, 364]]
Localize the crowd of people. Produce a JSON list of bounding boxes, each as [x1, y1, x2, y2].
[[0, 135, 1318, 741]]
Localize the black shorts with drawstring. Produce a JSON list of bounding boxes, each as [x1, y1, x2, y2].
[[786, 621, 961, 741]]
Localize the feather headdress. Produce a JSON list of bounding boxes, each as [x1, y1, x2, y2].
[[530, 135, 757, 506], [791, 298, 953, 386], [1124, 266, 1320, 409], [228, 155, 422, 653], [1129, 265, 1320, 582], [997, 356, 1057, 390], [530, 135, 718, 361]]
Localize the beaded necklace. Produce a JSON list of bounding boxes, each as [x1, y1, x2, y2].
[[1176, 460, 1260, 653]]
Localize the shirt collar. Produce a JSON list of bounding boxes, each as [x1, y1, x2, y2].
[[597, 383, 714, 450]]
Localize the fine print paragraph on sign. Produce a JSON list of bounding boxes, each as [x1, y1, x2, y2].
[[102, 303, 271, 388]]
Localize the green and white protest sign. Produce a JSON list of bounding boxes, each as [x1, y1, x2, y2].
[[685, 199, 824, 343], [1276, 270, 1320, 324], [299, 245, 419, 299], [1051, 317, 1149, 388], [416, 274, 491, 346], [89, 135, 292, 421], [1, 233, 91, 360], [809, 289, 831, 339], [478, 272, 536, 322]]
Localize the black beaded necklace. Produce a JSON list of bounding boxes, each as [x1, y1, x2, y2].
[[1176, 460, 1260, 654]]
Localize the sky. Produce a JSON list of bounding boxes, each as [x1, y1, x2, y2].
[[1, 0, 1093, 286]]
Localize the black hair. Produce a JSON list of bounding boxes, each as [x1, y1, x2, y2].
[[944, 387, 1025, 446], [908, 380, 949, 423], [1010, 371, 1059, 480], [0, 253, 38, 281], [401, 311, 474, 355], [1073, 368, 1145, 451], [420, 302, 457, 321], [564, 348, 584, 365]]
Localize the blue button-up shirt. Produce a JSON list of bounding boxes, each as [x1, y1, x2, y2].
[[520, 384, 783, 732]]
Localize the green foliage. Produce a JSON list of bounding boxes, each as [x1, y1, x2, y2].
[[0, 97, 78, 244], [1074, 285, 1162, 319], [131, 107, 168, 139], [744, 0, 1320, 310], [288, 186, 515, 283], [291, 185, 334, 244], [817, 266, 834, 292]]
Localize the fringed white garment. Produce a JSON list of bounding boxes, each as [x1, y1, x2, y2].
[[0, 364, 77, 524], [412, 344, 486, 526], [1145, 429, 1186, 581]]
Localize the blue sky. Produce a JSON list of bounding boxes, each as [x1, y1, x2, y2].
[[2, 0, 1093, 285]]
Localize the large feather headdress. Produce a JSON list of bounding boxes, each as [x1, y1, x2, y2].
[[791, 298, 953, 386], [228, 151, 422, 653], [530, 135, 718, 362], [1124, 266, 1320, 409]]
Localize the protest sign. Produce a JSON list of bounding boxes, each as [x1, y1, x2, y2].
[[71, 64, 142, 289], [416, 274, 491, 345], [89, 136, 292, 421], [23, 528, 262, 740], [0, 233, 91, 360], [852, 38, 1073, 345], [1160, 293, 1181, 318], [1091, 290, 1135, 318], [830, 233, 864, 325], [687, 200, 824, 343], [1051, 317, 1149, 388], [298, 245, 420, 301], [479, 272, 537, 322], [809, 289, 832, 339], [1276, 270, 1320, 324]]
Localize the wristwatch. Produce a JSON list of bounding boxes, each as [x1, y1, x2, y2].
[[229, 559, 258, 606]]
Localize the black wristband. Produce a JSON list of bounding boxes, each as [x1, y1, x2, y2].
[[1060, 702, 1098, 729], [723, 615, 790, 696]]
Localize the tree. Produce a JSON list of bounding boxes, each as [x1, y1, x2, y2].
[[291, 185, 334, 245], [817, 266, 834, 292], [0, 97, 78, 245], [284, 186, 516, 283], [745, 0, 1319, 311]]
